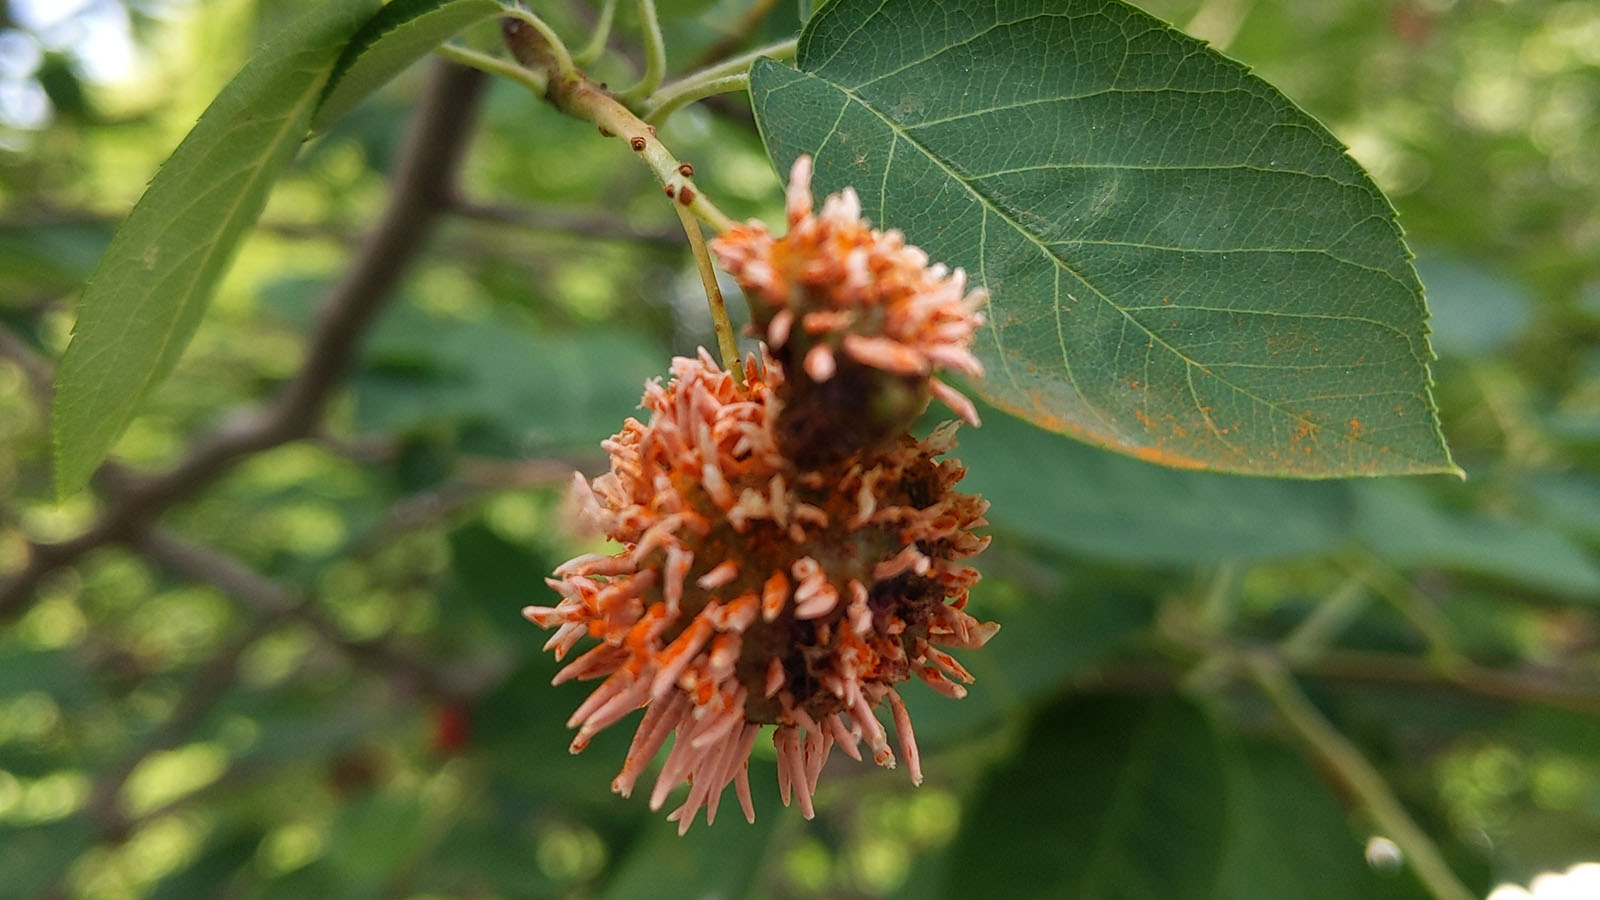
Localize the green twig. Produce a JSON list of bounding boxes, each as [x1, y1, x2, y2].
[[615, 0, 666, 103], [1280, 574, 1371, 665], [1176, 562, 1241, 692], [436, 43, 546, 95], [691, 0, 783, 69], [642, 73, 748, 123], [1246, 656, 1476, 900], [1196, 561, 1241, 631], [1344, 550, 1465, 673], [495, 13, 743, 377], [572, 0, 618, 66], [640, 37, 795, 122], [674, 205, 744, 384]]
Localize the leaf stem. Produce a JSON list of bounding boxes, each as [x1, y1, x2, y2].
[[642, 73, 749, 123], [572, 0, 618, 66], [615, 0, 666, 103], [640, 38, 795, 122], [1195, 561, 1241, 631], [1279, 573, 1370, 665], [1245, 655, 1477, 900], [691, 0, 783, 69], [673, 204, 745, 384], [436, 43, 547, 95], [1343, 550, 1466, 673]]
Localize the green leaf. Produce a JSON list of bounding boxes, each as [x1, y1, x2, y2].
[[0, 821, 95, 899], [312, 0, 507, 132], [1217, 741, 1428, 900], [601, 767, 784, 900], [343, 298, 666, 454], [1412, 256, 1532, 358], [1520, 472, 1600, 544], [750, 0, 1457, 478], [947, 695, 1228, 900], [325, 792, 429, 883], [898, 578, 1152, 747], [1352, 481, 1600, 600], [50, 0, 383, 498], [955, 403, 1353, 562], [0, 221, 112, 297]]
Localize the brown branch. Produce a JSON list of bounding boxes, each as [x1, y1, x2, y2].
[[1304, 650, 1600, 717], [690, 0, 782, 70], [134, 528, 476, 701], [351, 455, 591, 553], [84, 622, 265, 841], [1090, 650, 1600, 718], [0, 326, 53, 400], [0, 62, 487, 623]]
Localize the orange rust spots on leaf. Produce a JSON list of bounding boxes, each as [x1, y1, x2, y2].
[[989, 392, 1210, 471], [1347, 418, 1364, 439], [1129, 444, 1209, 470], [1133, 409, 1154, 429]]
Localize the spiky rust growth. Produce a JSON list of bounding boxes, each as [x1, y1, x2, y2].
[[712, 157, 988, 465], [526, 353, 994, 832]]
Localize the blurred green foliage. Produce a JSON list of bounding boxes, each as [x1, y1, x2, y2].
[[1, 0, 1598, 898]]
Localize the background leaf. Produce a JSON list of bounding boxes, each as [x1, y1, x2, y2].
[[947, 694, 1229, 900], [956, 403, 1353, 562], [750, 0, 1456, 478], [1413, 257, 1533, 358], [49, 0, 382, 497], [348, 299, 664, 455], [312, 0, 507, 133], [599, 770, 784, 900], [1352, 481, 1600, 601], [1217, 741, 1429, 900]]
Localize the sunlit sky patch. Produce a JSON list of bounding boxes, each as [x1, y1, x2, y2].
[[0, 0, 146, 134], [11, 0, 137, 83]]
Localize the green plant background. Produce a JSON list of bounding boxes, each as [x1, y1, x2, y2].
[[1, 0, 1598, 897]]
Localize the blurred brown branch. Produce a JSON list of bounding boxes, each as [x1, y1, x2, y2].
[[135, 528, 480, 700], [1086, 651, 1600, 718], [690, 0, 782, 70], [0, 61, 487, 623], [1305, 650, 1600, 717], [0, 326, 53, 398], [83, 621, 264, 842], [352, 455, 593, 554], [70, 519, 494, 847]]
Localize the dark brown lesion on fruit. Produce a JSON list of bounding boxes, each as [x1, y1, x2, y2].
[[769, 348, 930, 467]]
